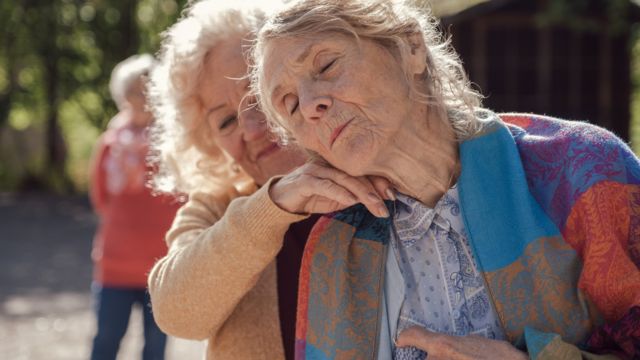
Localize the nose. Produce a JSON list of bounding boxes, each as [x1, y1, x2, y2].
[[238, 106, 267, 142], [299, 86, 332, 122]]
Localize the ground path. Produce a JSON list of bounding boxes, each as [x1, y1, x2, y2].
[[0, 193, 203, 359]]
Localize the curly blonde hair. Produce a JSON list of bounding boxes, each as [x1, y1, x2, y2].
[[147, 0, 280, 195], [250, 0, 484, 144]]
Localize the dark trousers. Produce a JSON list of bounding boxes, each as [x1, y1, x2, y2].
[[90, 283, 166, 360]]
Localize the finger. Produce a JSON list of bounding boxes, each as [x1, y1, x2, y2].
[[309, 166, 389, 218], [303, 196, 351, 215], [299, 177, 359, 209], [355, 177, 391, 218], [396, 326, 456, 358], [367, 175, 395, 201]]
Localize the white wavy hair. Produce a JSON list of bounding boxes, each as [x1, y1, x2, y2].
[[251, 0, 484, 144], [147, 0, 281, 195], [109, 53, 155, 111]]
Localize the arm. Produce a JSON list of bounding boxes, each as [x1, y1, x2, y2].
[[562, 180, 640, 359], [147, 180, 307, 340], [88, 135, 110, 216], [148, 162, 394, 340]]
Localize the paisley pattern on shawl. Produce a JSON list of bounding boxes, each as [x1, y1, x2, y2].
[[586, 306, 640, 358], [482, 235, 599, 344], [295, 203, 391, 360], [505, 114, 640, 231], [629, 188, 640, 267]]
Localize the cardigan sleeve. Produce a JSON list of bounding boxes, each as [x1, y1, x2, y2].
[[147, 178, 307, 340]]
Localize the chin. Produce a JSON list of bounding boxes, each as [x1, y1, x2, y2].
[[331, 135, 378, 176]]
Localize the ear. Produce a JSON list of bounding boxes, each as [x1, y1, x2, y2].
[[406, 32, 427, 76]]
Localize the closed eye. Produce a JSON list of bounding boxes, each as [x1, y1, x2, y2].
[[284, 94, 299, 116], [320, 59, 336, 74], [219, 115, 237, 130], [290, 101, 299, 115]]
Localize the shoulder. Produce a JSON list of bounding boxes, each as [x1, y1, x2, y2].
[[502, 113, 629, 152], [501, 113, 640, 179], [500, 113, 640, 227], [97, 126, 122, 148]]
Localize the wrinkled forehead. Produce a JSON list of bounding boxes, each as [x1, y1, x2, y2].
[[262, 37, 304, 78], [260, 36, 309, 105], [260, 33, 355, 98]]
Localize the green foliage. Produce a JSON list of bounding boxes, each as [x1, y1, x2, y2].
[[536, 0, 633, 35], [0, 0, 188, 193]]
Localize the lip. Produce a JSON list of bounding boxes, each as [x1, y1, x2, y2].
[[330, 118, 354, 148], [255, 142, 281, 161]]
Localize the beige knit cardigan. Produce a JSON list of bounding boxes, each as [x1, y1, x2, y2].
[[148, 181, 307, 359]]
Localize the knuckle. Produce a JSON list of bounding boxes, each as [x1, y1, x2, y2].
[[336, 173, 352, 184], [318, 179, 335, 190]]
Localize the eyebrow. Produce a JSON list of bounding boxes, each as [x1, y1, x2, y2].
[[205, 103, 225, 118]]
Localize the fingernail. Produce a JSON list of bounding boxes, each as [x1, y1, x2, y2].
[[378, 204, 389, 218], [385, 188, 396, 201], [367, 192, 382, 203]]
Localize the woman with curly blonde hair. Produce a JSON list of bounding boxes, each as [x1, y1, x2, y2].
[[145, 1, 393, 359]]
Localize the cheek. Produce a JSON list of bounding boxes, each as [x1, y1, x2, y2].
[[290, 123, 319, 150], [216, 136, 244, 162]]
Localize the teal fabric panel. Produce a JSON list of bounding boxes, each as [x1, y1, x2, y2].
[[458, 122, 560, 271], [524, 326, 560, 360]]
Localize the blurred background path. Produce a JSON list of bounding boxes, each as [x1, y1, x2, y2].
[[0, 192, 203, 360]]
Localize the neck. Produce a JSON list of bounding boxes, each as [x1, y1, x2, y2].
[[369, 107, 459, 207]]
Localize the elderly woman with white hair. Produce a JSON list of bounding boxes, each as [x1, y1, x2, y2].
[[249, 0, 640, 359], [89, 53, 182, 360], [145, 1, 392, 359]]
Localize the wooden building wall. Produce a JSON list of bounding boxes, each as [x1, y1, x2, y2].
[[444, 0, 632, 140]]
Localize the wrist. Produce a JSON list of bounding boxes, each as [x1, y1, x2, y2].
[[267, 176, 306, 215]]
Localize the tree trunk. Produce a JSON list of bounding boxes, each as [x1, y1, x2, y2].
[[42, 1, 73, 193]]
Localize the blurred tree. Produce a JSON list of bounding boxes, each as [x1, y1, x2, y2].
[[537, 0, 632, 34], [0, 0, 187, 193]]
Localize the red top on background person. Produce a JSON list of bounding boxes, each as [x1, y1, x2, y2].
[[89, 54, 181, 287]]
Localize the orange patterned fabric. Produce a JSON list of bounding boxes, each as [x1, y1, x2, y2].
[[563, 181, 640, 322], [501, 113, 533, 128]]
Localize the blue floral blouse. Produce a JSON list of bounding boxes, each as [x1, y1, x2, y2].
[[389, 186, 505, 359]]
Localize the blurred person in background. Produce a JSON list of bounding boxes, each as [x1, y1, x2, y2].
[[88, 53, 182, 360], [145, 1, 392, 359]]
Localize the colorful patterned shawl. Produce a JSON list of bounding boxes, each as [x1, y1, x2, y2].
[[295, 113, 640, 359]]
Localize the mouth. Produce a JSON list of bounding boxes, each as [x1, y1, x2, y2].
[[255, 142, 281, 161], [330, 118, 354, 148]]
